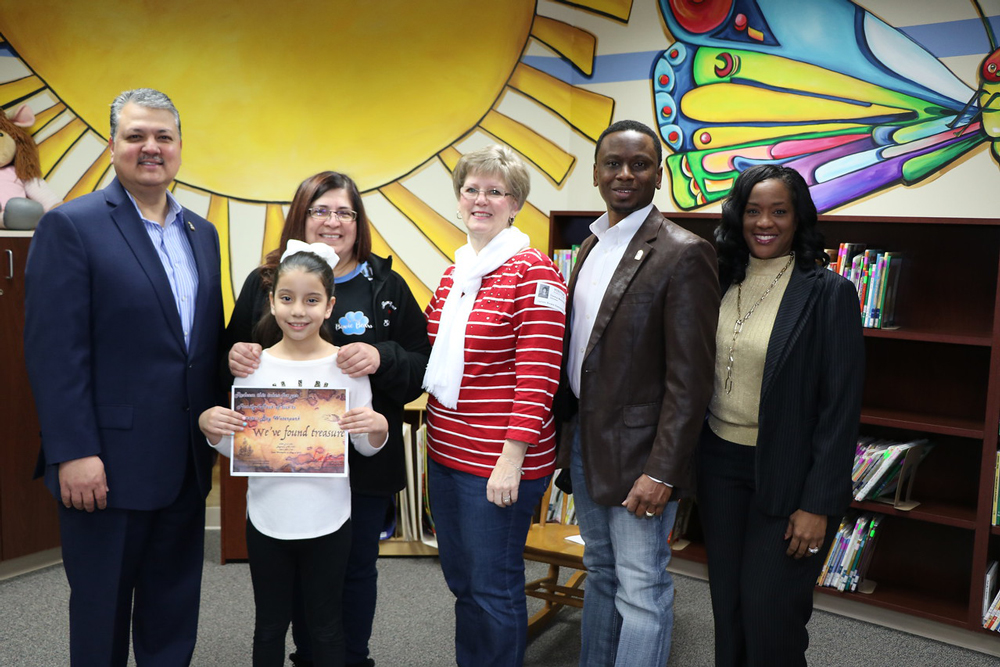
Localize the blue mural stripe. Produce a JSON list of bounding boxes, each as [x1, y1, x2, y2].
[[899, 17, 1000, 59], [522, 15, 1000, 86], [2, 16, 998, 77], [522, 51, 662, 85]]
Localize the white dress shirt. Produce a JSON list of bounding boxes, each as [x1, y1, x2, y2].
[[567, 202, 654, 398], [127, 190, 199, 350]]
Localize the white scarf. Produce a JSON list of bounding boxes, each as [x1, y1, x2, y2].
[[422, 226, 531, 409]]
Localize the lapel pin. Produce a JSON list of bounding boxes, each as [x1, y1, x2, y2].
[[187, 220, 196, 232], [634, 249, 643, 261]]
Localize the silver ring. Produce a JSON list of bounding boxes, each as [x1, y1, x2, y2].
[[502, 494, 511, 502], [645, 511, 656, 518], [807, 547, 820, 554]]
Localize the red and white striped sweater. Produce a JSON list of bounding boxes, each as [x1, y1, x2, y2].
[[424, 248, 566, 480]]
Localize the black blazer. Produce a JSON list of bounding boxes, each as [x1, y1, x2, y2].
[[747, 263, 865, 517]]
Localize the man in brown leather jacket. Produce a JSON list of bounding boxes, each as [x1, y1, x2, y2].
[[555, 119, 719, 666]]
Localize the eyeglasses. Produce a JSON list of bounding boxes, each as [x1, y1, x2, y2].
[[460, 186, 513, 201], [308, 207, 358, 223]]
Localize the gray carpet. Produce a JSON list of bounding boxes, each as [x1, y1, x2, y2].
[[1, 530, 997, 666]]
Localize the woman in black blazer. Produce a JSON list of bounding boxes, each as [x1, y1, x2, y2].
[[697, 164, 865, 666]]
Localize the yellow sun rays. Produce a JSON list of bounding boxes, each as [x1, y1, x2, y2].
[[0, 0, 628, 312]]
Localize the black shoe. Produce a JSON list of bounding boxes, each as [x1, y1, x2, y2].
[[346, 659, 375, 667], [289, 652, 314, 667]]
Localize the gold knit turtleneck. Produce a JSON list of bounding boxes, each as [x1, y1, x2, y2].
[[708, 255, 794, 446]]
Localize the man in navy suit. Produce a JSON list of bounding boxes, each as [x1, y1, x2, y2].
[[24, 88, 223, 666]]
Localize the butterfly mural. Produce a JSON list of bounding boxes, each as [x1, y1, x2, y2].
[[653, 0, 999, 212]]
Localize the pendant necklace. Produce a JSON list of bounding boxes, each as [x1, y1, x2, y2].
[[724, 254, 794, 394]]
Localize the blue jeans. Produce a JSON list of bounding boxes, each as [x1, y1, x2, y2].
[[428, 458, 549, 667], [570, 426, 678, 667]]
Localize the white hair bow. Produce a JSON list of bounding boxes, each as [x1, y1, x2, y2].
[[280, 239, 340, 271]]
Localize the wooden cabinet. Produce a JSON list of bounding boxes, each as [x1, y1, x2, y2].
[[218, 462, 249, 562], [549, 211, 1000, 636], [0, 232, 60, 562]]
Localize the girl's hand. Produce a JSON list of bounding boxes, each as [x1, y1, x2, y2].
[[785, 509, 828, 559], [229, 342, 262, 378], [337, 342, 381, 378], [199, 407, 246, 445], [340, 407, 388, 447], [486, 439, 528, 508]]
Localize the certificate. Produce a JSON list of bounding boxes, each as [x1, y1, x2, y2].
[[230, 386, 349, 477]]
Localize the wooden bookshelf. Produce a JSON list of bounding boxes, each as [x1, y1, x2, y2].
[[378, 395, 437, 557], [549, 210, 1000, 638]]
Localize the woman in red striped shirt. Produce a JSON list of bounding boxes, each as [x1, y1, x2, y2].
[[423, 145, 566, 667]]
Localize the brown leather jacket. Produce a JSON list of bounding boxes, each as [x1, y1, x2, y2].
[[555, 207, 719, 505]]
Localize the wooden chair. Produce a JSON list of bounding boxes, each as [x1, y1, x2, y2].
[[523, 476, 586, 637]]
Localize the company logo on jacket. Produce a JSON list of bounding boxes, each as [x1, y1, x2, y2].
[[337, 311, 373, 335]]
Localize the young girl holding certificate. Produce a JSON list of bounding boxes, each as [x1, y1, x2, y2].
[[200, 241, 388, 667]]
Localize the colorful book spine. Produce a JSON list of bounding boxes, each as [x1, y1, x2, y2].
[[874, 253, 892, 328], [822, 521, 848, 587], [857, 250, 871, 312], [853, 515, 882, 592], [984, 560, 999, 622], [864, 254, 885, 327], [818, 518, 850, 586], [985, 588, 1000, 628]]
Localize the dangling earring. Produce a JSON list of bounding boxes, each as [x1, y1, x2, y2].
[[456, 211, 462, 220], [508, 216, 515, 226]]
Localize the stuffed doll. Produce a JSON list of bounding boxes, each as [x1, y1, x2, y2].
[[0, 104, 61, 230]]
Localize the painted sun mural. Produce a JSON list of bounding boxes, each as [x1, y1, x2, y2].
[[0, 0, 628, 311], [654, 0, 1000, 212]]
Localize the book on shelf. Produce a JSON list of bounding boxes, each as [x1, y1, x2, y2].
[[837, 243, 865, 281], [817, 510, 882, 593], [879, 252, 903, 328], [828, 243, 902, 329], [394, 422, 415, 542], [551, 245, 579, 282], [825, 248, 839, 274], [820, 517, 846, 587], [415, 424, 436, 547], [863, 252, 885, 328], [836, 513, 867, 590], [852, 514, 882, 593], [391, 423, 436, 547], [544, 469, 577, 526], [851, 436, 930, 504], [985, 574, 1000, 630], [986, 590, 1000, 630], [993, 451, 1000, 526], [984, 560, 999, 623]]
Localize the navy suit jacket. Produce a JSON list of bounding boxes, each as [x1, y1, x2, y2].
[[24, 178, 223, 510]]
